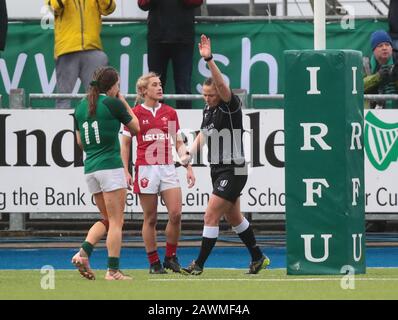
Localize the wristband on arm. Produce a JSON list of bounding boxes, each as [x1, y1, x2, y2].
[[204, 55, 213, 62]]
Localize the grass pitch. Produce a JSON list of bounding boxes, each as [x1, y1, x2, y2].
[[0, 268, 398, 300]]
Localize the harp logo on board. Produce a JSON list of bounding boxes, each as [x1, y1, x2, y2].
[[364, 112, 398, 171]]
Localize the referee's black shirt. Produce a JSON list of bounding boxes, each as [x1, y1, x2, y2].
[[200, 94, 245, 166]]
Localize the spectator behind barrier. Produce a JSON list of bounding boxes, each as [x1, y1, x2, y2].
[[363, 30, 398, 109], [138, 0, 203, 109], [48, 0, 116, 108], [0, 0, 7, 54]]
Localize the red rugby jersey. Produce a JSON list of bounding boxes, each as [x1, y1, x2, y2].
[[123, 103, 180, 165]]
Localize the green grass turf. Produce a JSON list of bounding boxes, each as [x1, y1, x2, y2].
[[0, 268, 397, 300]]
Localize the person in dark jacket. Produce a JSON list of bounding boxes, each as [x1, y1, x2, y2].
[[388, 0, 398, 51], [138, 0, 203, 109], [0, 0, 7, 53]]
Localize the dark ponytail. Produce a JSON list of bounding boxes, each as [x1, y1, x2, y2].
[[87, 66, 119, 117], [88, 82, 100, 117]]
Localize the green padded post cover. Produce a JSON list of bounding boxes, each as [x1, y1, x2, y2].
[[284, 50, 366, 275]]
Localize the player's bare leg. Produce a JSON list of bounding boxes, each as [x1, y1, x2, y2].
[[71, 192, 108, 280], [140, 194, 166, 274], [102, 188, 132, 280], [85, 193, 109, 246], [161, 187, 183, 272]]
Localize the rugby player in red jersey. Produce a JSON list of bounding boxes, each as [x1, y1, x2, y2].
[[121, 72, 195, 274]]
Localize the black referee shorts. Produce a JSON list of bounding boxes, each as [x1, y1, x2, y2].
[[210, 164, 248, 203]]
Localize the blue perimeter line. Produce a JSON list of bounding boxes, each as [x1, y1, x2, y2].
[[0, 247, 397, 270]]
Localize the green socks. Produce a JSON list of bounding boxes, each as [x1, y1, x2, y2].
[[81, 241, 94, 258], [108, 257, 120, 270]]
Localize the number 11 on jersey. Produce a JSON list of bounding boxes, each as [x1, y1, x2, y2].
[[82, 121, 101, 145]]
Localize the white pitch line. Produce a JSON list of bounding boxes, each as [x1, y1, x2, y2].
[[149, 278, 398, 282]]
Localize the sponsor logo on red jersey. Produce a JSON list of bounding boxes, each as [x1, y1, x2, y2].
[[142, 133, 170, 141], [161, 116, 169, 128]]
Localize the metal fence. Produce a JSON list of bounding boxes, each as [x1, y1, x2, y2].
[[24, 92, 398, 108], [28, 93, 204, 108], [0, 91, 394, 109], [8, 15, 387, 24]]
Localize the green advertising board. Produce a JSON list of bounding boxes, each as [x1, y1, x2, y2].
[[0, 19, 387, 109], [284, 50, 366, 275]]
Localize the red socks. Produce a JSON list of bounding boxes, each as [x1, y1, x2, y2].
[[147, 243, 178, 265], [165, 242, 177, 258], [147, 251, 160, 265]]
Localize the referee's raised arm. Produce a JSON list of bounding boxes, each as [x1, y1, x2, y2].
[[199, 34, 231, 103]]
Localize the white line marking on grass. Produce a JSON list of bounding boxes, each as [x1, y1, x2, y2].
[[149, 278, 398, 282]]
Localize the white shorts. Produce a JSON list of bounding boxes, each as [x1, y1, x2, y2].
[[85, 168, 128, 194], [133, 165, 180, 194]]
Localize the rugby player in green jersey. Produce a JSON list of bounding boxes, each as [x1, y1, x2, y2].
[[72, 66, 140, 280]]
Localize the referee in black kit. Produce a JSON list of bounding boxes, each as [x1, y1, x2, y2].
[[181, 34, 270, 275]]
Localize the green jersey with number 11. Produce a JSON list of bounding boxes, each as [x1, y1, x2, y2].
[[74, 95, 132, 174]]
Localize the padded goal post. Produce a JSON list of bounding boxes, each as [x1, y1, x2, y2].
[[284, 50, 366, 275]]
